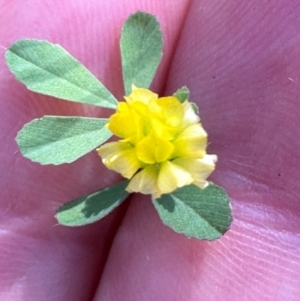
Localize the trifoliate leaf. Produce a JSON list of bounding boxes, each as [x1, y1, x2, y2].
[[5, 39, 118, 109], [55, 180, 130, 226], [120, 11, 163, 95], [16, 116, 112, 165], [152, 184, 232, 240], [173, 86, 190, 103]]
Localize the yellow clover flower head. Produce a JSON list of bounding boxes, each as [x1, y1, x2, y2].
[[97, 86, 217, 199]]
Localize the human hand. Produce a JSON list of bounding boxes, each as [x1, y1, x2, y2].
[[1, 1, 299, 300]]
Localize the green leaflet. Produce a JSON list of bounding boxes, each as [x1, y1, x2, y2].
[[152, 184, 232, 240], [191, 102, 199, 115], [173, 86, 199, 114], [5, 39, 118, 109], [120, 11, 163, 95], [56, 180, 130, 226], [16, 116, 112, 165], [173, 86, 190, 103]]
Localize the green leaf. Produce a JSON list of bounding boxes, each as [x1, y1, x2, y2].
[[16, 116, 112, 165], [173, 86, 190, 103], [173, 86, 199, 114], [191, 102, 199, 115], [55, 180, 130, 226], [120, 11, 163, 95], [152, 184, 232, 240], [5, 39, 118, 109]]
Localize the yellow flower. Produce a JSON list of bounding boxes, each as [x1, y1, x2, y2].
[[97, 86, 217, 199]]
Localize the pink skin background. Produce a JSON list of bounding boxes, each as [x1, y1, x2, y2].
[[1, 0, 300, 300]]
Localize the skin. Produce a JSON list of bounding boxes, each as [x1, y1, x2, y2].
[[1, 0, 300, 300]]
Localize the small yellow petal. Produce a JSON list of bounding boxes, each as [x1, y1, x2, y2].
[[156, 96, 184, 127], [148, 97, 183, 138], [126, 165, 161, 198], [98, 142, 142, 178], [108, 103, 147, 143], [130, 101, 149, 116], [108, 102, 136, 138], [125, 87, 158, 105], [172, 155, 217, 188], [173, 124, 207, 158], [136, 132, 174, 164], [150, 117, 177, 140], [157, 161, 193, 195]]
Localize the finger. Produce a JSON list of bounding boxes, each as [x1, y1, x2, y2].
[[0, 0, 190, 300], [95, 1, 300, 300]]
